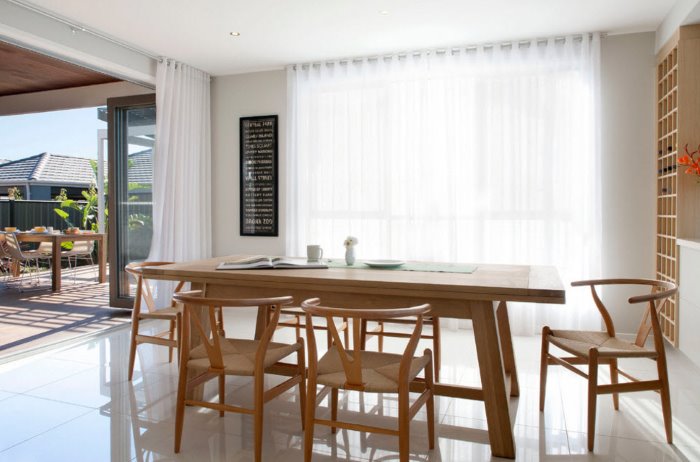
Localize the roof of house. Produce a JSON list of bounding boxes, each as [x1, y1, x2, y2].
[[0, 153, 96, 186], [127, 149, 152, 184], [0, 159, 9, 165], [0, 151, 153, 186]]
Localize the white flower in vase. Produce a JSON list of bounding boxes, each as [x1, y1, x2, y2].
[[344, 236, 358, 265]]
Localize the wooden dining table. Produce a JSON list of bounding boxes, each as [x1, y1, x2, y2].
[[142, 256, 565, 459], [1, 231, 107, 291]]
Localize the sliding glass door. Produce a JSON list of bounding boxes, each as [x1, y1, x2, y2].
[[107, 94, 155, 307]]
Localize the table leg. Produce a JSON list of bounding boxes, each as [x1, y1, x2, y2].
[[497, 301, 520, 397], [98, 237, 107, 283], [472, 301, 515, 459], [186, 282, 208, 401], [52, 239, 61, 292]]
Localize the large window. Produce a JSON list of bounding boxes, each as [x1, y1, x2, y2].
[[287, 35, 601, 333]]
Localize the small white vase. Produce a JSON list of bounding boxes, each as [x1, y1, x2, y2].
[[345, 247, 356, 265]]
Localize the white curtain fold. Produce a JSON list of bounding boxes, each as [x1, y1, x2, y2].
[[287, 34, 601, 334], [149, 59, 212, 263]]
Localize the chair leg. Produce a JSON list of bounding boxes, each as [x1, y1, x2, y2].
[[294, 314, 301, 340], [297, 343, 307, 430], [398, 387, 410, 462], [657, 352, 673, 443], [432, 317, 441, 382], [254, 372, 265, 462], [218, 373, 225, 417], [360, 318, 368, 349], [609, 358, 620, 411], [176, 312, 182, 367], [168, 319, 176, 363], [377, 321, 384, 352], [331, 387, 339, 434], [304, 378, 317, 462], [128, 313, 140, 381], [174, 362, 188, 453], [587, 349, 599, 452], [539, 326, 551, 411], [425, 350, 435, 450]]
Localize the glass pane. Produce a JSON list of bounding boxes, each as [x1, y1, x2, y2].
[[117, 106, 155, 298]]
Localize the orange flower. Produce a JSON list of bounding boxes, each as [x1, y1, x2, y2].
[[678, 144, 700, 177]]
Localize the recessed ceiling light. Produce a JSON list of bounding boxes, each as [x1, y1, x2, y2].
[[379, 10, 390, 15], [229, 32, 241, 37]]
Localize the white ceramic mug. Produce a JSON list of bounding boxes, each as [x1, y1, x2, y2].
[[307, 245, 324, 261]]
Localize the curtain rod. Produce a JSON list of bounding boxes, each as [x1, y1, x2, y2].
[[291, 32, 603, 70], [7, 0, 160, 61]]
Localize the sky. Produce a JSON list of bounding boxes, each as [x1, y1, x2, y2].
[[0, 107, 106, 161]]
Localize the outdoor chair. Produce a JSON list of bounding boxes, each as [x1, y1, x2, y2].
[[125, 262, 187, 380], [2, 232, 52, 291], [301, 298, 435, 462], [38, 239, 97, 283], [172, 291, 305, 462], [540, 278, 677, 451]]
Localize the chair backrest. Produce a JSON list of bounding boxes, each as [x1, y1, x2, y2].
[[572, 278, 678, 348], [0, 236, 9, 259], [301, 298, 431, 391], [2, 233, 26, 260], [72, 241, 95, 254], [172, 290, 294, 371], [125, 261, 184, 313]]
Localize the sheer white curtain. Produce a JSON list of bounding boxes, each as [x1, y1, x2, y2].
[[287, 35, 601, 335], [149, 59, 212, 262]]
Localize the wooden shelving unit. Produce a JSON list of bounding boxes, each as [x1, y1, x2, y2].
[[656, 44, 678, 345], [656, 25, 700, 347]]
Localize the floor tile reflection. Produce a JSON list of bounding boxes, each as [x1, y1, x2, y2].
[[0, 318, 697, 461]]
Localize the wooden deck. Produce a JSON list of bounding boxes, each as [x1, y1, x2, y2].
[[0, 265, 131, 359]]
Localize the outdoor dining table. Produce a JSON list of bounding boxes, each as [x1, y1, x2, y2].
[[1, 231, 107, 291], [142, 255, 565, 459]]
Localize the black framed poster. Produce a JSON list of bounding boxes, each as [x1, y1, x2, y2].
[[240, 115, 279, 236]]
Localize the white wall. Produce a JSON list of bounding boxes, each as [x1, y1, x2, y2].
[[600, 32, 657, 332], [211, 70, 287, 257], [210, 34, 658, 333]]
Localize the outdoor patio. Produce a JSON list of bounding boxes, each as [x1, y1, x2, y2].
[[0, 264, 131, 359]]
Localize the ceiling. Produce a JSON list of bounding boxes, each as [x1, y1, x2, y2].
[[0, 40, 119, 96], [25, 0, 677, 76]]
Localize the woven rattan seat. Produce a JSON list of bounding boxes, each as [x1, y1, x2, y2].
[[548, 330, 658, 359], [188, 338, 301, 375], [317, 346, 430, 393]]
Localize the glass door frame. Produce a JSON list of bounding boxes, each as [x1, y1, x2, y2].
[[107, 93, 156, 308]]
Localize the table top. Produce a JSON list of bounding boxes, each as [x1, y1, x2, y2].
[[0, 232, 104, 242], [142, 255, 566, 304]]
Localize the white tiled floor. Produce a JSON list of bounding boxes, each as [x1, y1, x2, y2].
[[0, 315, 699, 461]]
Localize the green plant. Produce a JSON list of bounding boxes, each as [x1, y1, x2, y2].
[[54, 184, 99, 231]]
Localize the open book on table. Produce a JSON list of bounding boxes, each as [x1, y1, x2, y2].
[[216, 256, 328, 270]]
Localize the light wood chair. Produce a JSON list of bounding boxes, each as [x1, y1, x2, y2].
[[172, 291, 306, 462], [540, 278, 678, 451], [301, 298, 435, 462], [125, 262, 186, 381], [361, 316, 442, 381]]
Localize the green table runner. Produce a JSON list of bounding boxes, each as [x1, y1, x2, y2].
[[325, 260, 477, 274]]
